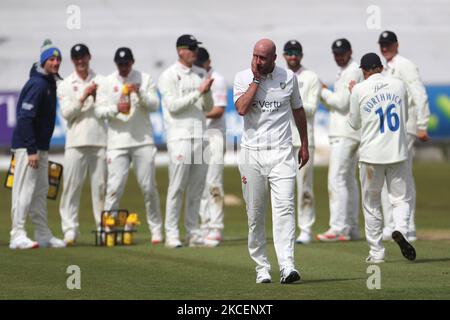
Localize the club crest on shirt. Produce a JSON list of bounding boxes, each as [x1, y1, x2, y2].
[[280, 82, 286, 89], [242, 176, 247, 185], [73, 86, 78, 92], [114, 86, 119, 92]]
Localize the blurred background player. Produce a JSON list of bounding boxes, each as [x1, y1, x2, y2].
[[9, 39, 65, 249], [234, 39, 308, 284], [195, 47, 227, 246], [317, 38, 363, 242], [158, 35, 215, 248], [378, 31, 430, 242], [57, 44, 107, 245], [349, 52, 416, 263], [283, 40, 321, 245], [96, 47, 163, 244]]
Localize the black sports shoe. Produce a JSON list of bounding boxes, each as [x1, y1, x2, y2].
[[392, 231, 416, 261], [280, 269, 301, 284]]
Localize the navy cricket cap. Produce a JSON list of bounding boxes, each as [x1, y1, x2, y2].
[[114, 47, 134, 64], [360, 52, 383, 70], [176, 34, 202, 49], [332, 38, 351, 53], [283, 40, 303, 54], [378, 30, 398, 44], [71, 43, 90, 59], [194, 47, 210, 67]]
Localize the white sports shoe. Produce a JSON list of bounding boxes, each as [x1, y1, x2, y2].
[[151, 232, 163, 245], [38, 237, 66, 248], [165, 238, 183, 248], [206, 229, 223, 242], [64, 230, 77, 246], [9, 236, 39, 250], [365, 255, 385, 264], [186, 234, 207, 247], [316, 228, 350, 242], [256, 269, 272, 284], [296, 232, 311, 244]]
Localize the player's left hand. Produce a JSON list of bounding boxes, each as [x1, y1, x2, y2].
[[298, 145, 309, 170], [127, 84, 140, 94], [348, 80, 356, 92], [417, 129, 429, 142]]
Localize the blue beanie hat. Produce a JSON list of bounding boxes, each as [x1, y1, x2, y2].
[[40, 39, 62, 66]]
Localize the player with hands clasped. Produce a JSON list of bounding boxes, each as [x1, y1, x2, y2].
[[96, 47, 164, 244], [234, 39, 308, 284], [57, 44, 107, 245], [348, 53, 416, 263], [158, 35, 216, 248]]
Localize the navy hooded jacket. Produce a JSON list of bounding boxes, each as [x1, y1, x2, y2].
[[12, 63, 58, 155]]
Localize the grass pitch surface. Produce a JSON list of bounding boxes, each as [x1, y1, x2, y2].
[[1, 163, 449, 299]]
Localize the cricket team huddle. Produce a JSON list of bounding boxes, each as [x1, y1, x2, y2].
[[9, 30, 429, 284]]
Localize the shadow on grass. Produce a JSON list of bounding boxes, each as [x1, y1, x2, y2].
[[285, 277, 365, 286], [411, 257, 450, 264]]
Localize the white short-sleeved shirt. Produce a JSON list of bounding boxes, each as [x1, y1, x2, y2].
[[234, 66, 303, 150], [206, 69, 227, 133], [348, 73, 409, 164]]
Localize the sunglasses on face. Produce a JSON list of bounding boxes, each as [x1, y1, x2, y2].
[[284, 50, 301, 57]]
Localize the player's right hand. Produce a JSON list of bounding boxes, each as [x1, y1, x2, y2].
[[28, 153, 39, 169], [417, 129, 429, 142], [198, 76, 214, 94], [81, 83, 97, 103], [117, 102, 131, 113], [298, 145, 309, 170], [251, 58, 261, 80]]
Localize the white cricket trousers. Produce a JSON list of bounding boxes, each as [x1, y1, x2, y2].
[[105, 145, 162, 236], [59, 147, 107, 234], [360, 161, 411, 259], [238, 147, 297, 274], [293, 146, 315, 236], [199, 131, 225, 231], [10, 149, 54, 242], [382, 134, 416, 237], [165, 139, 208, 240], [328, 137, 360, 234]]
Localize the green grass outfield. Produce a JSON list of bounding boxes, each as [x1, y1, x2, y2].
[[1, 163, 449, 300]]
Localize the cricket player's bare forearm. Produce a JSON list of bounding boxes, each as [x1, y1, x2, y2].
[[235, 83, 259, 116], [293, 107, 308, 148]]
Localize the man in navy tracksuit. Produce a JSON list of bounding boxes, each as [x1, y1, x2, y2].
[[10, 40, 66, 249]]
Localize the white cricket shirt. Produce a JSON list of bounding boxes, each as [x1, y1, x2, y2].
[[384, 54, 430, 136], [349, 73, 409, 164], [206, 69, 227, 133], [233, 65, 303, 150], [321, 59, 363, 140], [95, 69, 159, 150], [289, 66, 320, 147], [158, 61, 214, 142], [57, 69, 107, 148]]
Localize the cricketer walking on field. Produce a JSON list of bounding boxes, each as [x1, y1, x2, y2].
[[348, 52, 416, 263], [234, 39, 308, 284]]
